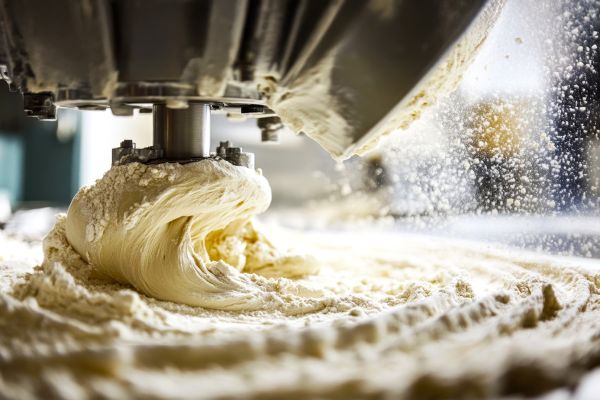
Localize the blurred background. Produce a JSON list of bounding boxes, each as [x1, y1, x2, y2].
[[1, 0, 599, 257]]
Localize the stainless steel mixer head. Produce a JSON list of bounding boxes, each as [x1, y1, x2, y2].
[[0, 0, 502, 165]]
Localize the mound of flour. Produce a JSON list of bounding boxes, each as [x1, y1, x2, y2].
[[2, 220, 600, 399], [1, 158, 600, 398]]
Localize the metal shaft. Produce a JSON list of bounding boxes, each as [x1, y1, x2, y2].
[[153, 103, 211, 159]]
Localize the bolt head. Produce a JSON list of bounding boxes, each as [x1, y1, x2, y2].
[[120, 140, 134, 148]]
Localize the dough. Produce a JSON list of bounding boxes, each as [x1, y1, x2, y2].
[[65, 159, 318, 310], [3, 226, 600, 399], [2, 153, 599, 399]]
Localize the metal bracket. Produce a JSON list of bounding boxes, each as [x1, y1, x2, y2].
[[112, 139, 255, 169], [23, 91, 56, 120]]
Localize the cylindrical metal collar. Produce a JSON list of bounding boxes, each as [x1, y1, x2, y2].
[[153, 103, 211, 159]]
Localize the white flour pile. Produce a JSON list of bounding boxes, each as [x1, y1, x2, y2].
[[1, 160, 600, 399]]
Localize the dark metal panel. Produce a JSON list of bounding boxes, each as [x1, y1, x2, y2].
[[113, 0, 211, 81], [271, 0, 497, 158], [0, 0, 500, 159], [180, 0, 248, 96], [1, 0, 114, 95], [329, 0, 489, 138]]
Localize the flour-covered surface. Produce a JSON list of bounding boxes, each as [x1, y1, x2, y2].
[[1, 224, 600, 399], [0, 233, 42, 293]]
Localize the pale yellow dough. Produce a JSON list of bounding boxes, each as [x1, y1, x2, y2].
[[65, 159, 318, 310]]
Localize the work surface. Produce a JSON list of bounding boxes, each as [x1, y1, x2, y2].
[[1, 225, 600, 399]]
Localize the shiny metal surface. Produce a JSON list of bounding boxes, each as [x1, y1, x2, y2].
[[276, 0, 501, 159], [153, 103, 211, 160], [0, 0, 500, 158]]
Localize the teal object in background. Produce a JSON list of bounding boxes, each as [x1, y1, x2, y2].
[[21, 116, 80, 207], [0, 112, 81, 209], [0, 134, 23, 207], [1, 78, 81, 210]]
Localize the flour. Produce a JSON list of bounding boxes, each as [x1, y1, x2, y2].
[[260, 56, 354, 159], [261, 1, 505, 161], [352, 0, 506, 158], [2, 211, 600, 399]]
